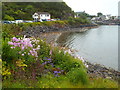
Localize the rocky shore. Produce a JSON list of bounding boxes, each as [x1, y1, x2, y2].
[[85, 60, 120, 80], [19, 24, 97, 39], [19, 24, 120, 81]]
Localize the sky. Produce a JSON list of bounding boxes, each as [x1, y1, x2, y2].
[[63, 0, 120, 16]]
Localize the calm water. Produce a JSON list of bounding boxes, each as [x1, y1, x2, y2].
[[57, 25, 118, 70]]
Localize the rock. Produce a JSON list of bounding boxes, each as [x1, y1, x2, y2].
[[108, 72, 112, 75]]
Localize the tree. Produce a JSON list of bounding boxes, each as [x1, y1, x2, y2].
[[14, 10, 25, 19], [24, 5, 34, 14], [97, 12, 103, 17], [2, 2, 74, 20], [4, 15, 14, 21]]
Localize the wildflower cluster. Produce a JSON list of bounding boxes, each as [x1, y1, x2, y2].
[[42, 57, 53, 66], [8, 37, 40, 58], [75, 55, 88, 68], [64, 48, 89, 68], [53, 69, 64, 77], [42, 57, 64, 77]]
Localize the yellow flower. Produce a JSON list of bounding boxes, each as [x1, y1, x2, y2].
[[2, 69, 11, 76], [16, 60, 27, 67]]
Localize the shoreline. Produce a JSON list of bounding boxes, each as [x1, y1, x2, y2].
[[42, 29, 120, 81], [56, 32, 120, 81], [19, 25, 120, 81]]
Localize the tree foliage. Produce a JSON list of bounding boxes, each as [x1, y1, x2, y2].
[[4, 15, 14, 21], [97, 12, 103, 17], [2, 2, 74, 20]]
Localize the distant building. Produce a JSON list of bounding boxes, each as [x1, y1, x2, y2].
[[105, 14, 111, 20], [32, 12, 51, 22], [118, 16, 120, 20], [91, 17, 99, 21], [91, 14, 113, 21], [74, 11, 85, 18], [99, 15, 106, 21]]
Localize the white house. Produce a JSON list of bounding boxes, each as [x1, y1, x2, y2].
[[105, 14, 111, 20], [32, 12, 51, 22], [99, 15, 106, 21]]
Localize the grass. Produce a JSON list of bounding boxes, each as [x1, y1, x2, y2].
[[2, 76, 118, 88]]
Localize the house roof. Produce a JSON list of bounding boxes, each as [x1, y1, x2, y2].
[[36, 12, 50, 15]]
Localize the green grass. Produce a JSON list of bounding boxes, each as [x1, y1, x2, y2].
[[2, 76, 118, 88]]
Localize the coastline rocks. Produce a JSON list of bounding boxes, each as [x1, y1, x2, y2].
[[85, 61, 120, 80], [19, 25, 70, 37], [19, 24, 97, 38]]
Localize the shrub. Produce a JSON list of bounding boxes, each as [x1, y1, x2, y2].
[[37, 39, 51, 59], [67, 68, 88, 85], [51, 47, 84, 72], [2, 37, 40, 64], [67, 17, 90, 26], [2, 61, 11, 80], [67, 17, 76, 25]]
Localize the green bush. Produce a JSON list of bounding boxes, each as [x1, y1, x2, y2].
[[67, 17, 90, 25], [51, 47, 84, 72], [37, 39, 51, 59], [67, 68, 88, 85], [2, 24, 23, 38], [2, 38, 20, 64]]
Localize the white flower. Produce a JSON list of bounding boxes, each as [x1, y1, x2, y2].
[[38, 45, 40, 48], [81, 57, 85, 62], [84, 63, 88, 68], [64, 51, 67, 54], [21, 54, 24, 56], [86, 65, 88, 68], [67, 49, 71, 54]]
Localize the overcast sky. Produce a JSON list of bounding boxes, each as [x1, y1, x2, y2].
[[63, 0, 120, 16]]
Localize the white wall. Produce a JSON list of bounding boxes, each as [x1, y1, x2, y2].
[[39, 14, 50, 20]]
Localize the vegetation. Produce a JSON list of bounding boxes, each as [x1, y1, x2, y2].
[[2, 2, 74, 20], [2, 36, 88, 87], [67, 17, 90, 26], [1, 26, 118, 88], [97, 12, 103, 17]]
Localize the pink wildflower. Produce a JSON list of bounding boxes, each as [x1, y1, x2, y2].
[[8, 42, 14, 45], [21, 46, 25, 50], [12, 37, 19, 42]]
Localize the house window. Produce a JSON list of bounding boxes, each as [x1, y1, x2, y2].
[[46, 14, 49, 17]]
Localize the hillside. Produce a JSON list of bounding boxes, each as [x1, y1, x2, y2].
[[2, 2, 74, 20]]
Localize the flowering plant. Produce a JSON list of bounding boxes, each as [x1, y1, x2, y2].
[[8, 36, 40, 63]]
